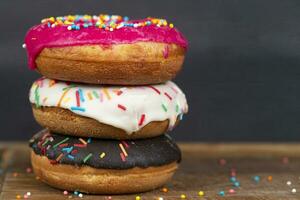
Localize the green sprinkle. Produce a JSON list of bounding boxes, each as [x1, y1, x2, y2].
[[92, 91, 99, 98], [62, 85, 76, 91], [34, 85, 40, 108], [83, 153, 93, 163], [176, 104, 179, 113], [53, 137, 69, 148], [42, 138, 49, 146], [162, 104, 168, 112]]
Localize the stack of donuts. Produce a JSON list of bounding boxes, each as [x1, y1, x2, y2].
[[24, 14, 188, 194]]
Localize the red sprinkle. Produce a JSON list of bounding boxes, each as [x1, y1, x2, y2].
[[147, 86, 161, 94], [121, 141, 129, 148], [50, 160, 58, 165], [138, 114, 146, 126], [74, 144, 87, 148], [120, 152, 126, 162], [164, 92, 172, 100], [71, 149, 78, 154], [59, 143, 68, 148], [117, 104, 127, 111], [117, 90, 123, 96], [76, 90, 80, 107]]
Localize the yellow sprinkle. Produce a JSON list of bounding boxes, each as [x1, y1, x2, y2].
[[169, 23, 174, 28], [100, 152, 106, 159], [180, 194, 186, 199], [198, 191, 204, 196], [16, 195, 21, 199], [79, 138, 87, 145], [49, 80, 56, 87], [102, 88, 111, 100], [87, 92, 93, 100], [161, 187, 168, 193], [119, 143, 128, 157], [136, 196, 141, 200], [63, 97, 71, 103], [57, 88, 71, 107]]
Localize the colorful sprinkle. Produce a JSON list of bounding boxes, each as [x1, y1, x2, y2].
[[117, 104, 127, 111], [78, 89, 85, 102], [100, 152, 106, 158], [40, 15, 174, 32], [253, 175, 260, 183], [164, 92, 172, 100], [56, 153, 64, 162], [74, 143, 86, 148], [119, 143, 128, 157], [53, 137, 69, 148], [76, 90, 80, 107], [228, 189, 235, 194], [138, 114, 146, 126], [120, 152, 126, 162], [219, 191, 225, 196], [79, 138, 87, 145], [198, 191, 204, 196], [135, 196, 141, 200], [57, 88, 71, 107], [102, 88, 111, 100], [268, 175, 273, 182], [83, 153, 93, 163], [87, 92, 93, 100], [161, 104, 168, 112], [70, 107, 85, 112], [92, 91, 99, 98], [147, 85, 161, 94]]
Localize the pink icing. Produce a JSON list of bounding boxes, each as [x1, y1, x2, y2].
[[24, 19, 188, 69]]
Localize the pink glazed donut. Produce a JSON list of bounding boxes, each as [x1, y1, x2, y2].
[[24, 15, 188, 85]]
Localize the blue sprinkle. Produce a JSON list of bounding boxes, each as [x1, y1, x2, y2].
[[87, 138, 92, 143], [230, 177, 237, 182], [219, 191, 225, 196], [83, 24, 89, 28], [47, 22, 51, 27], [68, 155, 75, 160], [253, 175, 260, 183], [179, 114, 184, 120], [71, 107, 86, 112], [78, 89, 85, 102], [123, 16, 129, 21], [74, 191, 79, 195], [62, 147, 73, 154], [233, 181, 240, 187]]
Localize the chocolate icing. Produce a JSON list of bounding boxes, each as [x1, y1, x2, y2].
[[29, 130, 181, 169]]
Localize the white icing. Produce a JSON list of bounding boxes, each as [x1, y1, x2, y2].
[[29, 78, 188, 134]]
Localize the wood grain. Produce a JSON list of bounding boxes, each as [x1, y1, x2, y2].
[[1, 142, 300, 199]]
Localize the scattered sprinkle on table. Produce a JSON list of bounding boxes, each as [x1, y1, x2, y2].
[[253, 175, 260, 183], [135, 196, 141, 200], [219, 191, 225, 196], [198, 190, 205, 196]]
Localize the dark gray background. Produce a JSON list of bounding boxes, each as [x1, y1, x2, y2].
[[1, 0, 300, 141]]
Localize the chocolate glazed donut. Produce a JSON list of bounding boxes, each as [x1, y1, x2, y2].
[[29, 130, 181, 194]]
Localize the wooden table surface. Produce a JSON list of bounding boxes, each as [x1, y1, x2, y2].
[[1, 142, 300, 199]]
